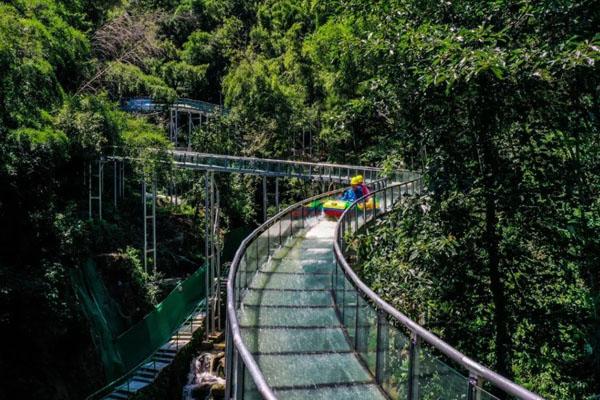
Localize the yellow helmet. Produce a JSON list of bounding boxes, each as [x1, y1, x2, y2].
[[351, 175, 364, 185]]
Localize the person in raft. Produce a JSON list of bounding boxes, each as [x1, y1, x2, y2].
[[340, 175, 370, 202]]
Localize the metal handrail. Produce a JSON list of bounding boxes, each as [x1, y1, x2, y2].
[[172, 150, 387, 173], [333, 181, 545, 400]]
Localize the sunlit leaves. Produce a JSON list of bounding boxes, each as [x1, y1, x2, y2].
[[103, 61, 177, 101]]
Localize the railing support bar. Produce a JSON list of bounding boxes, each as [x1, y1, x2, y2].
[[98, 160, 103, 220], [113, 160, 117, 209], [236, 350, 245, 400], [142, 180, 147, 274], [225, 321, 234, 399], [375, 310, 387, 384], [468, 373, 484, 400], [152, 174, 157, 274], [262, 175, 268, 222], [204, 170, 210, 340], [407, 332, 420, 400], [354, 291, 360, 351]]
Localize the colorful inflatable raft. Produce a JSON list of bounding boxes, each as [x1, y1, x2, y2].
[[322, 198, 377, 218], [322, 199, 350, 218]]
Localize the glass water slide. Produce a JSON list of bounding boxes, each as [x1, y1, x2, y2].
[[226, 182, 545, 400], [238, 217, 385, 399]]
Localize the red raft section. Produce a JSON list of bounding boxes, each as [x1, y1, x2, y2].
[[322, 199, 350, 218], [322, 198, 378, 218]]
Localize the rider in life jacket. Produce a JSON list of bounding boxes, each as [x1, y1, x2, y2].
[[340, 175, 369, 202], [356, 175, 370, 198]]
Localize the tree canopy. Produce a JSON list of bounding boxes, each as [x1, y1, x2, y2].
[[0, 0, 598, 398]]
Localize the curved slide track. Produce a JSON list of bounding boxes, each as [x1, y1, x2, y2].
[[237, 217, 386, 399], [226, 179, 545, 400]]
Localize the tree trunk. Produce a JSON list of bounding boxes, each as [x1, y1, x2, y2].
[[483, 165, 511, 379], [476, 78, 512, 380]]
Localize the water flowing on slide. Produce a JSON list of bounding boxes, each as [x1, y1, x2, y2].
[[237, 217, 386, 399]]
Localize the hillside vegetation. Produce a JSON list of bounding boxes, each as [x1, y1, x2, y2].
[[0, 0, 598, 399]]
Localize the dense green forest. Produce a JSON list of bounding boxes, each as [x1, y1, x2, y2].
[[0, 0, 598, 399]]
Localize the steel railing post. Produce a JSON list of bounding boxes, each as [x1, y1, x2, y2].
[[225, 322, 234, 399], [354, 291, 360, 351], [237, 352, 246, 400], [330, 257, 335, 290], [120, 161, 124, 198], [334, 259, 339, 311], [468, 373, 484, 400], [174, 108, 178, 145], [113, 160, 117, 209], [340, 270, 346, 325], [363, 200, 367, 223], [236, 265, 241, 309], [88, 162, 92, 219], [256, 237, 259, 272], [407, 332, 421, 400], [152, 174, 157, 274], [142, 180, 147, 274], [375, 309, 387, 384], [339, 218, 344, 252], [205, 170, 210, 340], [187, 111, 192, 150], [383, 186, 387, 211], [262, 176, 268, 222], [341, 218, 346, 253], [244, 253, 249, 290], [276, 178, 281, 245], [98, 160, 103, 220]]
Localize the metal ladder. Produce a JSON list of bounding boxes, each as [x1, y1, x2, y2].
[[142, 176, 157, 274]]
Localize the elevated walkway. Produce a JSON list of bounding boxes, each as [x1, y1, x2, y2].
[[171, 150, 390, 182], [120, 97, 226, 115], [120, 97, 226, 148]]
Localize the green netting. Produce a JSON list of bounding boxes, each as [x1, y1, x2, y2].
[[114, 264, 206, 371], [71, 259, 206, 381], [71, 260, 126, 380]]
